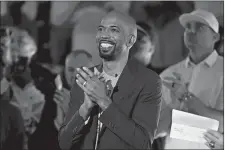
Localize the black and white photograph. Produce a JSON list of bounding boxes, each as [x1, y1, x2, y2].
[[0, 1, 224, 150]]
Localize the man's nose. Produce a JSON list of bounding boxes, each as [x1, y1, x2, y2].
[[100, 30, 111, 39], [187, 27, 197, 34], [186, 29, 197, 37]]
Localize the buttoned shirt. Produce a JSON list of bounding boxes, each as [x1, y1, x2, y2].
[[10, 82, 45, 128], [161, 51, 223, 110], [158, 51, 224, 148]]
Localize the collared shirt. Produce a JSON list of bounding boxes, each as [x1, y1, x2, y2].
[[1, 78, 45, 126], [184, 50, 219, 68], [9, 82, 45, 133], [161, 51, 223, 110], [158, 51, 224, 149]]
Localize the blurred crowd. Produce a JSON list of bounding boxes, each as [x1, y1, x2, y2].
[[0, 1, 224, 150]]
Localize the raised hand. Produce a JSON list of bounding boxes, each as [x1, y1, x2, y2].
[[76, 67, 112, 111], [162, 72, 188, 101], [53, 88, 70, 115]]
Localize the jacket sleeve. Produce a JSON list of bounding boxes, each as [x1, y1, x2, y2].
[[99, 76, 162, 149], [58, 82, 86, 150]]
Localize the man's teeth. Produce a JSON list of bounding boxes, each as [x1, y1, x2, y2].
[[101, 43, 113, 48]]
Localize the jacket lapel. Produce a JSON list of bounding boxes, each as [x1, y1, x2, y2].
[[98, 59, 139, 139], [111, 58, 138, 104]]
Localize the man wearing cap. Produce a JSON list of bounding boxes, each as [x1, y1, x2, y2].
[[156, 9, 223, 149], [53, 50, 93, 130]]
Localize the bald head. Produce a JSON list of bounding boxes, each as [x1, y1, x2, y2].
[[65, 50, 92, 87], [103, 11, 137, 40]]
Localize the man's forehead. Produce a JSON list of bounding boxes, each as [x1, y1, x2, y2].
[[186, 21, 216, 33], [100, 15, 125, 27], [186, 21, 208, 27]]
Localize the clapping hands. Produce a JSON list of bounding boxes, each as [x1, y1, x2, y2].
[[76, 67, 112, 111], [163, 72, 188, 100], [53, 88, 70, 115]]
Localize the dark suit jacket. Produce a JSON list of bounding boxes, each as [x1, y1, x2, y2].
[[0, 100, 25, 150], [58, 59, 162, 150]]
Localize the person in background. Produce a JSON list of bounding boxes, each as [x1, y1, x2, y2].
[[0, 26, 61, 150], [129, 21, 157, 67], [215, 26, 224, 56], [143, 2, 191, 73], [2, 27, 44, 148], [0, 26, 25, 150], [0, 96, 25, 150], [157, 9, 223, 149], [64, 50, 93, 89], [129, 22, 165, 150], [54, 50, 93, 129]]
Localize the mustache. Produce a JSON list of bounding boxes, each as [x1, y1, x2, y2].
[[98, 39, 116, 44]]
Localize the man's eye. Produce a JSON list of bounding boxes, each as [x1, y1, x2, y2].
[[185, 24, 191, 30], [198, 26, 204, 32], [98, 27, 103, 32], [111, 28, 119, 33]]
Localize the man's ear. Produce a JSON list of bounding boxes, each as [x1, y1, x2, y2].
[[213, 32, 220, 43], [150, 45, 156, 53], [126, 34, 136, 48]]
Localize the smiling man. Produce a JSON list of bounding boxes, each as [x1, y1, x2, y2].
[[58, 11, 162, 150]]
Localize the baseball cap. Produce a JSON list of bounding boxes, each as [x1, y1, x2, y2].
[[179, 9, 219, 33]]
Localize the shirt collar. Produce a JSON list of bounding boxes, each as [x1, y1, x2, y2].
[[94, 66, 120, 78], [185, 51, 218, 68]]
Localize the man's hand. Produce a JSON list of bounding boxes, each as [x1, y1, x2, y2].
[[0, 77, 10, 95], [163, 72, 188, 102], [24, 117, 37, 135], [79, 92, 95, 120], [204, 130, 224, 149], [180, 92, 206, 114], [53, 88, 70, 115], [83, 92, 95, 109], [76, 67, 112, 111]]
